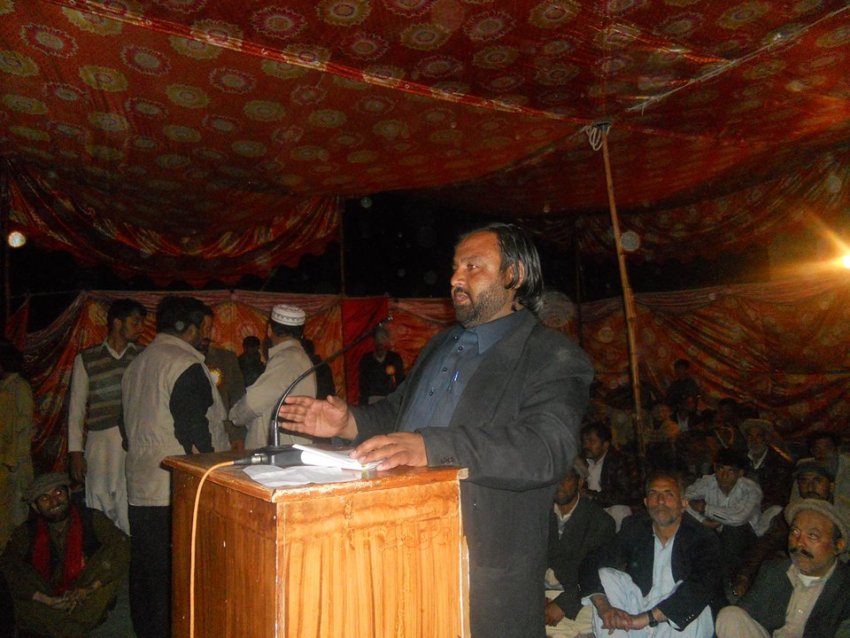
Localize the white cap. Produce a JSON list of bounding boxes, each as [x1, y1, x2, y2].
[[270, 304, 306, 326]]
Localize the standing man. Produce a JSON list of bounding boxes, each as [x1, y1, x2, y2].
[[121, 296, 225, 638], [358, 325, 405, 405], [199, 307, 247, 451], [579, 470, 721, 638], [230, 305, 316, 450], [280, 223, 594, 638], [67, 298, 146, 536], [0, 343, 34, 547]]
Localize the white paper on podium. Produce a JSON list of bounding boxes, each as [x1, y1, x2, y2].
[[242, 464, 365, 487]]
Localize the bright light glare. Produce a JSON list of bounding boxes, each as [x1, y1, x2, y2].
[[841, 254, 850, 270], [7, 231, 26, 248]]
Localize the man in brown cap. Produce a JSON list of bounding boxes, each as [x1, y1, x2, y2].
[[0, 472, 130, 637], [717, 499, 850, 638]]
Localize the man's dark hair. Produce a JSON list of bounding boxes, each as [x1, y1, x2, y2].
[[674, 359, 690, 370], [461, 222, 544, 314], [155, 296, 210, 334], [242, 335, 261, 350], [715, 448, 747, 471], [107, 298, 147, 327], [644, 468, 686, 495], [270, 321, 304, 340], [581, 421, 612, 443], [807, 430, 839, 452]]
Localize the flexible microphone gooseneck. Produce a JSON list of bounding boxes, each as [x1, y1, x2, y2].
[[235, 316, 391, 466]]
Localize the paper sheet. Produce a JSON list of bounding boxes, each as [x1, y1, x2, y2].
[[242, 464, 366, 487]]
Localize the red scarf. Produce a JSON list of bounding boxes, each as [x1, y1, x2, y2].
[[31, 506, 85, 594]]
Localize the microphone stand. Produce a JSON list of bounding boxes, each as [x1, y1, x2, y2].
[[240, 316, 391, 466]]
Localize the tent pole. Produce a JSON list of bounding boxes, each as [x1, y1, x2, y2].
[[598, 127, 646, 470], [339, 202, 347, 296], [572, 224, 584, 348], [1, 161, 10, 333]]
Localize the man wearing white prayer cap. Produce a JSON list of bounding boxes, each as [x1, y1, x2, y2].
[[229, 304, 316, 449]]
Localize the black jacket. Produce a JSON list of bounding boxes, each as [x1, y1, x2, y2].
[[739, 558, 850, 638], [548, 497, 615, 618], [354, 310, 594, 638], [579, 511, 722, 629]]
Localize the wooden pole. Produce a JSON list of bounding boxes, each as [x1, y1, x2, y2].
[[1, 161, 10, 333], [339, 199, 347, 296], [572, 225, 584, 348], [598, 127, 646, 466]]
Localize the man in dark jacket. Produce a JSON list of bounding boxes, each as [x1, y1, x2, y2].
[[716, 499, 850, 638], [579, 469, 721, 637], [581, 421, 638, 509], [279, 223, 594, 638], [546, 458, 615, 635]]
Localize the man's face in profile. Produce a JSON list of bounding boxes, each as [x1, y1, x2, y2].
[[450, 231, 517, 328]]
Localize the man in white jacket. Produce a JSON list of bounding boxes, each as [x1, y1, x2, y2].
[[121, 296, 227, 638], [229, 304, 316, 450]]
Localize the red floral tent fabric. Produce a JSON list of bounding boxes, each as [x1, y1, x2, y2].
[[25, 277, 849, 471], [1, 1, 849, 280]]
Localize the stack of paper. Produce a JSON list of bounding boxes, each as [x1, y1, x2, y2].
[[294, 444, 383, 471]]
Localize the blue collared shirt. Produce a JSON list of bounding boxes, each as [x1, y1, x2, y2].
[[398, 309, 527, 432]]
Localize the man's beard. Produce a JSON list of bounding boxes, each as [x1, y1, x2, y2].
[[554, 488, 578, 506], [452, 282, 510, 328], [43, 502, 70, 523]]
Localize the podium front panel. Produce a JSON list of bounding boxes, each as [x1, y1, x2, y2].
[[168, 453, 468, 638]]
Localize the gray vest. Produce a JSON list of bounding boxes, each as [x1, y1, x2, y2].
[[81, 344, 138, 431]]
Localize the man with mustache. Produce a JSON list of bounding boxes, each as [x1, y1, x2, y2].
[[279, 223, 594, 638], [731, 458, 835, 599], [578, 470, 720, 637], [716, 498, 850, 638]]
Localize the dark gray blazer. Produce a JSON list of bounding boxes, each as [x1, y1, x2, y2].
[[579, 512, 722, 629], [353, 310, 594, 638], [739, 558, 850, 638], [548, 496, 616, 619]]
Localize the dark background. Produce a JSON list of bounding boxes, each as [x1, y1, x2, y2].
[[8, 192, 770, 330]]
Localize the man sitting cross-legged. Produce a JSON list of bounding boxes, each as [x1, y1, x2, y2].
[[545, 458, 616, 637], [578, 469, 721, 637]]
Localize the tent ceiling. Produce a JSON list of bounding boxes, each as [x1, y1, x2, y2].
[[1, 1, 849, 281]]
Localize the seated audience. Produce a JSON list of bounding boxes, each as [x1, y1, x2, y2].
[[716, 499, 850, 638], [581, 422, 638, 528], [731, 458, 834, 599], [579, 469, 721, 637], [545, 458, 616, 637], [0, 473, 130, 638], [685, 449, 762, 580], [709, 398, 747, 457], [741, 418, 793, 509], [803, 431, 849, 527], [664, 359, 699, 412]]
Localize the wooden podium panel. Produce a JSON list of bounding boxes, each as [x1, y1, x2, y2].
[[166, 453, 468, 638]]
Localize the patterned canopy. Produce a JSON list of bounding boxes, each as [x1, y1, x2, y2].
[[1, 0, 849, 281]]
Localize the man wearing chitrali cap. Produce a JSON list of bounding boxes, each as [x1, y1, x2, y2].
[[716, 498, 850, 638], [0, 473, 130, 637], [229, 304, 316, 449]]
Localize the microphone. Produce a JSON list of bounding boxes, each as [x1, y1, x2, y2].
[[238, 316, 392, 467]]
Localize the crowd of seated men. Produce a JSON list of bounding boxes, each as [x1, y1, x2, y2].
[[544, 368, 850, 637]]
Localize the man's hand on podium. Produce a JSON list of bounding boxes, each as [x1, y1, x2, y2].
[[354, 432, 426, 471]]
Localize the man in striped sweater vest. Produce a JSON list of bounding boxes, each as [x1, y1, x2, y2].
[[67, 298, 146, 536]]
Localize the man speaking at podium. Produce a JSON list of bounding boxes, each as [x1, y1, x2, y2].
[[280, 223, 593, 638]]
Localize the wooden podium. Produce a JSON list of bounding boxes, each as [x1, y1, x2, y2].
[[165, 453, 468, 638]]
